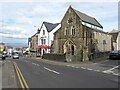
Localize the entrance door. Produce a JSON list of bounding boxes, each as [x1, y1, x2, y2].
[[71, 45, 74, 55]]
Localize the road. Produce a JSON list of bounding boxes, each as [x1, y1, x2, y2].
[[6, 57, 120, 88]]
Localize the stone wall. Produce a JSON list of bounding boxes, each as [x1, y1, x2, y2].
[[42, 53, 66, 62]]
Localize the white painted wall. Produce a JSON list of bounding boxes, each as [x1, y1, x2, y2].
[[38, 24, 48, 46], [49, 24, 61, 46], [37, 23, 61, 55]]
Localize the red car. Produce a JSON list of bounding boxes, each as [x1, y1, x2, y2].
[[109, 50, 120, 60]]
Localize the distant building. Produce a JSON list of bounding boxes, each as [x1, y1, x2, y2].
[[36, 21, 60, 56], [0, 42, 6, 53], [54, 6, 111, 62], [117, 31, 120, 50], [30, 32, 38, 52], [109, 29, 119, 50]]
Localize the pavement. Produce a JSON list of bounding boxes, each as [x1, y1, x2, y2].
[[2, 59, 17, 88]]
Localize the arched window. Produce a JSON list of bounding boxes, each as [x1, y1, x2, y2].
[[71, 26, 75, 35], [64, 27, 69, 35]]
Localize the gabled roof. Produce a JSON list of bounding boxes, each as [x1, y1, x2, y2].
[[43, 22, 60, 32], [72, 7, 103, 28]]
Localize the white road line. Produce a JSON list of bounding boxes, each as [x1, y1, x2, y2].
[[107, 65, 120, 71], [112, 73, 120, 76], [71, 66, 75, 67], [87, 68, 92, 71], [36, 64, 40, 66], [32, 62, 37, 65], [66, 65, 72, 67], [102, 71, 111, 74], [81, 67, 86, 69], [44, 67, 60, 75], [103, 65, 120, 73]]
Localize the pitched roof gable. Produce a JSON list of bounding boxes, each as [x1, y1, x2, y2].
[[43, 22, 60, 32], [72, 7, 103, 28]]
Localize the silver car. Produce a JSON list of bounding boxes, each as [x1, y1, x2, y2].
[[13, 54, 19, 59]]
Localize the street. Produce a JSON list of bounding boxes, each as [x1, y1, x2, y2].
[[2, 56, 119, 88]]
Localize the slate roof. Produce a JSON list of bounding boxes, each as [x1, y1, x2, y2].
[[73, 8, 103, 28], [43, 22, 60, 32]]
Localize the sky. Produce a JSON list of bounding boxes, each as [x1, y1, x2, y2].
[[0, 0, 119, 47]]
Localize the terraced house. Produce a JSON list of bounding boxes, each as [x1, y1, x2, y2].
[[53, 6, 112, 62]]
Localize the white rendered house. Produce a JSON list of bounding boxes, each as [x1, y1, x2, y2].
[[36, 21, 61, 56]]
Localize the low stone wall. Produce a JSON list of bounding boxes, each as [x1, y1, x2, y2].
[[42, 53, 66, 62], [89, 51, 110, 61]]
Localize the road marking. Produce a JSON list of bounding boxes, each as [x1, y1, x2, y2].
[[107, 65, 120, 71], [75, 67, 79, 68], [112, 73, 120, 76], [36, 64, 40, 66], [13, 62, 29, 89], [87, 68, 92, 71], [71, 66, 75, 67], [13, 62, 25, 89], [44, 67, 60, 75], [66, 65, 72, 67], [103, 65, 120, 73], [32, 62, 37, 65], [81, 67, 86, 69]]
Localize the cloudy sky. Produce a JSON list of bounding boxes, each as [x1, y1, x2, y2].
[[0, 0, 119, 47]]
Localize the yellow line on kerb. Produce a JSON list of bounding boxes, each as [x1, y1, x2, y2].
[[13, 62, 30, 90]]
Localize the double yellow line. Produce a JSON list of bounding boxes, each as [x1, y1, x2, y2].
[[13, 62, 30, 90]]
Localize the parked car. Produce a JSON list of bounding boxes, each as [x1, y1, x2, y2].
[[109, 50, 120, 60], [13, 54, 19, 59], [0, 53, 6, 60]]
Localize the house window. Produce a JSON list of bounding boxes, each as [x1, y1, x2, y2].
[[41, 39, 46, 45], [43, 30, 45, 35], [71, 26, 75, 35], [43, 39, 46, 45], [65, 27, 69, 35], [41, 39, 43, 45]]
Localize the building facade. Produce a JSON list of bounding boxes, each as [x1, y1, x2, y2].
[[0, 43, 6, 53], [30, 33, 38, 52], [117, 31, 120, 50], [109, 29, 119, 51], [36, 22, 60, 56], [54, 6, 111, 62]]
